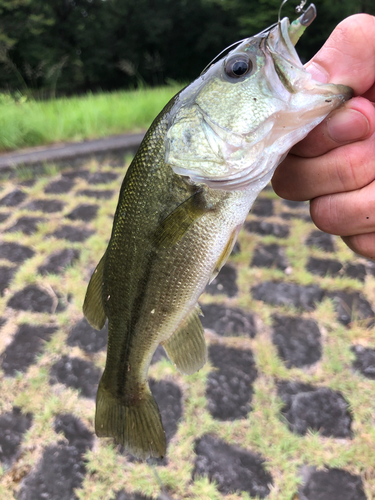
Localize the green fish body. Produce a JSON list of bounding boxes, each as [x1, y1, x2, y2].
[[84, 15, 352, 459]]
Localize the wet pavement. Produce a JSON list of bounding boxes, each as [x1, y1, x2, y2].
[[0, 151, 374, 499]]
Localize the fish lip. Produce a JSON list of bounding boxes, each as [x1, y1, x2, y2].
[[265, 18, 352, 101], [266, 18, 302, 68]]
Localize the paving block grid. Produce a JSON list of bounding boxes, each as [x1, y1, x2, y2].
[[0, 153, 374, 500]]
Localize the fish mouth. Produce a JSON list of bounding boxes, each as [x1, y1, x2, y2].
[[265, 14, 353, 102]]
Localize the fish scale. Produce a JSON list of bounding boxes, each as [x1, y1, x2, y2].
[[83, 7, 352, 459]]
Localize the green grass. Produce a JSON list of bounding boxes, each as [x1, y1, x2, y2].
[[0, 84, 183, 152]]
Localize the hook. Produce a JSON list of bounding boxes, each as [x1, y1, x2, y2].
[[295, 0, 307, 13]]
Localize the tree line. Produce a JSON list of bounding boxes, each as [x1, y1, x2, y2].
[[0, 0, 372, 97]]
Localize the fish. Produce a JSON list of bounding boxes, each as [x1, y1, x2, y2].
[[83, 4, 352, 459]]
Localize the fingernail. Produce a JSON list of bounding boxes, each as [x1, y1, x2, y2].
[[306, 62, 329, 83], [327, 109, 370, 143]]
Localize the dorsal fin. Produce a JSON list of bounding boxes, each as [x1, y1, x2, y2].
[[163, 305, 206, 375], [83, 253, 107, 330]]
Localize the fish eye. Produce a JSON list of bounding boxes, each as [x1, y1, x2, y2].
[[224, 54, 253, 79]]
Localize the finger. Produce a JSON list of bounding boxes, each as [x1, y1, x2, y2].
[[310, 179, 375, 237], [272, 131, 375, 201], [362, 83, 375, 102], [291, 97, 375, 158], [305, 14, 375, 96], [341, 233, 375, 260]]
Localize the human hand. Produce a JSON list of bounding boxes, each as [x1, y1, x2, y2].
[[272, 14, 375, 259]]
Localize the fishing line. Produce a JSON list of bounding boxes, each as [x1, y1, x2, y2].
[[278, 0, 309, 23], [146, 458, 174, 500], [200, 19, 279, 76], [201, 0, 313, 75], [200, 39, 247, 75], [278, 0, 289, 23], [202, 0, 311, 74]]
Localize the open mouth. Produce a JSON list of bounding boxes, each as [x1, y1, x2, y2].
[[266, 8, 352, 101], [264, 3, 318, 80], [267, 18, 304, 70]]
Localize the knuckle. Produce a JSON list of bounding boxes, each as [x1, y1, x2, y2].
[[310, 195, 340, 235], [332, 141, 375, 191], [333, 148, 357, 190]]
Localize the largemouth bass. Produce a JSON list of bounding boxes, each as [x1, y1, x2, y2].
[[83, 6, 352, 459]]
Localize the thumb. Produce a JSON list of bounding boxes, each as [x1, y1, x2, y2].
[[305, 14, 375, 97]]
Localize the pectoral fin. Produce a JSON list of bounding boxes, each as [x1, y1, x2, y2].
[[83, 254, 107, 330], [154, 190, 211, 248], [163, 305, 207, 375]]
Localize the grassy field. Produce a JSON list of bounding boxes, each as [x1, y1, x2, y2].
[[0, 84, 183, 152]]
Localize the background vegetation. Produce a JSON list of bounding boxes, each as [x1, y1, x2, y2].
[[0, 85, 181, 151], [0, 0, 373, 98]]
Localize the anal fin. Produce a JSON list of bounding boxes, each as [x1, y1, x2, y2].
[[83, 253, 107, 330], [163, 305, 207, 375]]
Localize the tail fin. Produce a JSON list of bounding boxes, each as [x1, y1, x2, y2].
[[95, 380, 166, 459]]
